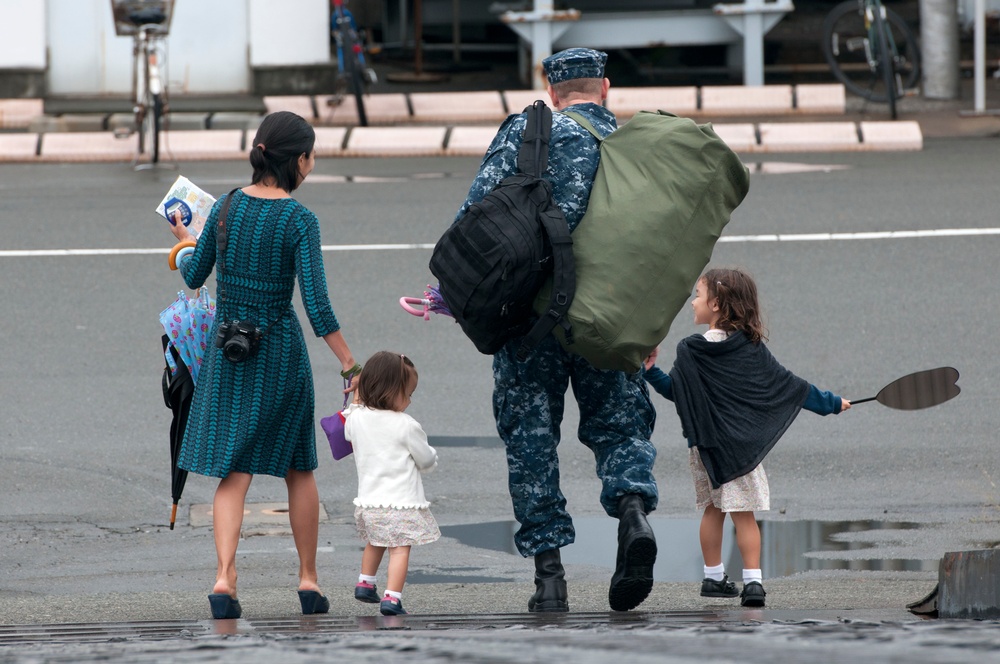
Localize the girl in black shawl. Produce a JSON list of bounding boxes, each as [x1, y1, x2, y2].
[[644, 268, 850, 607]]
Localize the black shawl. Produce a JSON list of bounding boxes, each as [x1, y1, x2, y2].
[[669, 331, 809, 488]]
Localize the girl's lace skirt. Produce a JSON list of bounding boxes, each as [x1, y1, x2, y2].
[[689, 447, 770, 512], [355, 506, 441, 547]]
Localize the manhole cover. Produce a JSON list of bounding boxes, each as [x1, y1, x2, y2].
[[188, 502, 329, 529]]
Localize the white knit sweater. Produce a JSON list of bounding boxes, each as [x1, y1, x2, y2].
[[343, 403, 438, 509]]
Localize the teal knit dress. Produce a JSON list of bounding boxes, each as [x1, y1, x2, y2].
[[176, 190, 340, 478]]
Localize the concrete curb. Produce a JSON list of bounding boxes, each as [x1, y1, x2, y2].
[[0, 84, 930, 162], [0, 119, 924, 163]]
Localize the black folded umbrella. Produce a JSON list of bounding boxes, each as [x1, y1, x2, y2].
[[161, 334, 194, 530]]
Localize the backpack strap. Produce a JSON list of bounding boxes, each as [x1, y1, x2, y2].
[[514, 103, 576, 361], [517, 100, 551, 178], [517, 195, 575, 360]]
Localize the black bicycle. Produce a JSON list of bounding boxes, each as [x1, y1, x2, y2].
[[821, 0, 921, 119], [112, 0, 173, 165], [329, 0, 377, 126]]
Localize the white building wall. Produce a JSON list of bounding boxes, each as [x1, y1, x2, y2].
[[42, 0, 329, 96], [249, 0, 330, 66], [0, 0, 47, 68]]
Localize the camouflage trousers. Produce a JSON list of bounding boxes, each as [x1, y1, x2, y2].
[[492, 334, 658, 558]]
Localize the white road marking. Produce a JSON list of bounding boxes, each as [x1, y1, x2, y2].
[[719, 228, 1000, 243], [2, 228, 999, 258]]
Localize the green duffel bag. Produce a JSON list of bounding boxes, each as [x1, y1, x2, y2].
[[534, 110, 750, 372]]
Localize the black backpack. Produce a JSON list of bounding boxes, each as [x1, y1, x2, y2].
[[429, 101, 575, 359]]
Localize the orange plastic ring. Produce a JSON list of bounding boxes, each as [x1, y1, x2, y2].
[[168, 240, 197, 270]]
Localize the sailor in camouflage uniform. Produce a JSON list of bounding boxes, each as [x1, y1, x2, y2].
[[455, 48, 658, 613]]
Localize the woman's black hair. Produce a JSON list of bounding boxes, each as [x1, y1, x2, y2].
[[248, 111, 316, 193]]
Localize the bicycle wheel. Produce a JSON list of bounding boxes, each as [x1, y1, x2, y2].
[[146, 92, 163, 163], [136, 106, 146, 157], [340, 32, 369, 126], [349, 65, 369, 127], [822, 1, 920, 103], [872, 5, 897, 118], [137, 91, 163, 163]]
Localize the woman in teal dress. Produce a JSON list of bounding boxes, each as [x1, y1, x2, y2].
[[168, 111, 359, 619]]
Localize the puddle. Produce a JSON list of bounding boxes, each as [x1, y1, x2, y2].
[[440, 518, 937, 582]]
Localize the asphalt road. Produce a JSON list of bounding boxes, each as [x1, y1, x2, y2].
[[1, 138, 999, 660]]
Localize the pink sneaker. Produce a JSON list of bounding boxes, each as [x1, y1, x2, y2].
[[380, 595, 407, 615], [354, 581, 379, 603]]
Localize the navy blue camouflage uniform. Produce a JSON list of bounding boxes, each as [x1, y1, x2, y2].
[[456, 103, 658, 558]]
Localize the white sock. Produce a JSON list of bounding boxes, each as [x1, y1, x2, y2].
[[385, 589, 402, 600], [704, 563, 726, 582], [743, 568, 763, 585], [359, 574, 377, 585]]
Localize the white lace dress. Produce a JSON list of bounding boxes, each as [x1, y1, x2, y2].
[[343, 403, 441, 547]]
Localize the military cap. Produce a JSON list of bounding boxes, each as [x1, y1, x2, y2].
[[542, 48, 608, 84]]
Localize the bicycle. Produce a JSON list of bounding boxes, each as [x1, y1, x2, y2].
[[112, 0, 173, 165], [821, 0, 921, 119], [328, 0, 377, 126]]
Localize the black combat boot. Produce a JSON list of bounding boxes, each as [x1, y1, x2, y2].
[[608, 494, 657, 611], [528, 547, 569, 612]]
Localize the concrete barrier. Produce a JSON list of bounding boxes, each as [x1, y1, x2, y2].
[[712, 124, 758, 152], [0, 99, 44, 129], [608, 87, 698, 119], [702, 85, 795, 116], [344, 126, 448, 157], [39, 132, 136, 162], [321, 93, 410, 126], [313, 127, 349, 157], [796, 84, 847, 114], [758, 121, 860, 152], [161, 130, 245, 161], [502, 90, 550, 114], [0, 83, 929, 162], [445, 126, 500, 157], [938, 549, 1000, 619], [410, 91, 506, 124], [0, 134, 38, 161], [859, 121, 924, 151]]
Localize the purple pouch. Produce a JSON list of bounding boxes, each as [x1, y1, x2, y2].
[[321, 410, 352, 460], [321, 378, 354, 460]]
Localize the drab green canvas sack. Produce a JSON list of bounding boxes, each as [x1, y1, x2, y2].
[[534, 110, 750, 372]]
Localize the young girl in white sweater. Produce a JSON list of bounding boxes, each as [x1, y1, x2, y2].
[[343, 351, 439, 616]]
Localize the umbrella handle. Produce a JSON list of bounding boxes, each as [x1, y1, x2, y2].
[[399, 296, 431, 320], [850, 396, 877, 404], [168, 240, 197, 270], [198, 285, 212, 310]]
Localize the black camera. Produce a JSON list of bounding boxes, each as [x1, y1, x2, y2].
[[215, 320, 263, 363]]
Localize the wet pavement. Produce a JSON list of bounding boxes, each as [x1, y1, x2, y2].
[[2, 611, 1000, 663], [3, 142, 1000, 661]]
